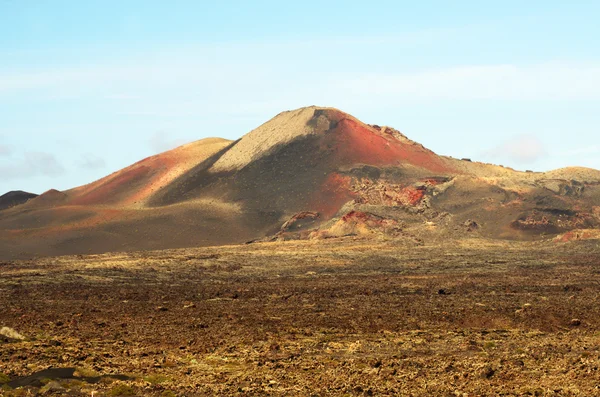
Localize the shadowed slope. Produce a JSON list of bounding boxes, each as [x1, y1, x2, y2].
[[0, 191, 38, 211]]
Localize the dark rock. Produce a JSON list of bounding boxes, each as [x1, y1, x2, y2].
[[463, 219, 479, 231], [482, 366, 495, 379]]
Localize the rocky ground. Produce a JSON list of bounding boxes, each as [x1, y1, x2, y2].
[[1, 238, 600, 396]]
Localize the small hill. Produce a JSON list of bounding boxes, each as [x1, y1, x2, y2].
[[0, 191, 38, 211]]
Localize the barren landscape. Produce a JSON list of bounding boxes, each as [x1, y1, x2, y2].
[[2, 107, 600, 395], [4, 1, 600, 395], [2, 238, 600, 396]]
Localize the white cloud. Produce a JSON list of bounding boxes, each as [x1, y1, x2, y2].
[[0, 65, 175, 96], [484, 134, 546, 164], [345, 62, 600, 101], [0, 152, 65, 180], [79, 154, 106, 170], [559, 145, 600, 157], [148, 131, 189, 153]]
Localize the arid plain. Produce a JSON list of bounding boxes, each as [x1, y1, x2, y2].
[[2, 238, 600, 396]]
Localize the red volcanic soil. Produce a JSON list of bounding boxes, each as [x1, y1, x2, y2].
[[68, 138, 232, 207], [393, 185, 426, 206], [311, 173, 356, 218], [294, 109, 454, 218], [70, 165, 152, 206], [326, 111, 453, 173]]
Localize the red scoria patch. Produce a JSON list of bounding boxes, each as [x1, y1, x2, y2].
[[332, 118, 452, 173], [339, 211, 398, 229], [341, 210, 371, 222], [401, 186, 426, 206], [423, 178, 443, 186], [556, 229, 600, 242], [350, 179, 427, 207], [310, 173, 355, 218]]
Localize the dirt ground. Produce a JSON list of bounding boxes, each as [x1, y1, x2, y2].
[[1, 238, 600, 396]]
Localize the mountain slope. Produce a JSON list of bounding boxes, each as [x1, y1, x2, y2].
[[68, 137, 233, 207], [0, 191, 38, 211], [1, 106, 599, 259]]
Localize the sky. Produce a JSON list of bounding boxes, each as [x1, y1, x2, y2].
[[1, 1, 599, 194]]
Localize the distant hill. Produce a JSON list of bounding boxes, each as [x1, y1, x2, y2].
[[1, 106, 599, 259], [0, 191, 38, 211]]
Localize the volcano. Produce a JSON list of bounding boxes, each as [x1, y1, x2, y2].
[[2, 106, 600, 259]]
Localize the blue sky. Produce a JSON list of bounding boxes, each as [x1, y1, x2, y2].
[[1, 1, 599, 194]]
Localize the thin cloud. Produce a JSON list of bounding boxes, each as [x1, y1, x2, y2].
[[103, 93, 142, 100], [148, 131, 189, 153], [0, 62, 240, 94], [0, 151, 65, 180], [559, 145, 600, 157], [0, 144, 12, 157], [346, 62, 600, 101], [79, 154, 106, 170], [4, 50, 599, 103], [0, 31, 445, 94], [484, 134, 546, 164]]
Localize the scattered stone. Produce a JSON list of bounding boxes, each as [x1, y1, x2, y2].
[[279, 211, 319, 232], [515, 303, 532, 315], [156, 306, 169, 312], [0, 326, 25, 341], [41, 380, 65, 394], [570, 318, 581, 326], [183, 303, 196, 309], [481, 366, 495, 379], [370, 359, 383, 368], [463, 219, 479, 232]]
